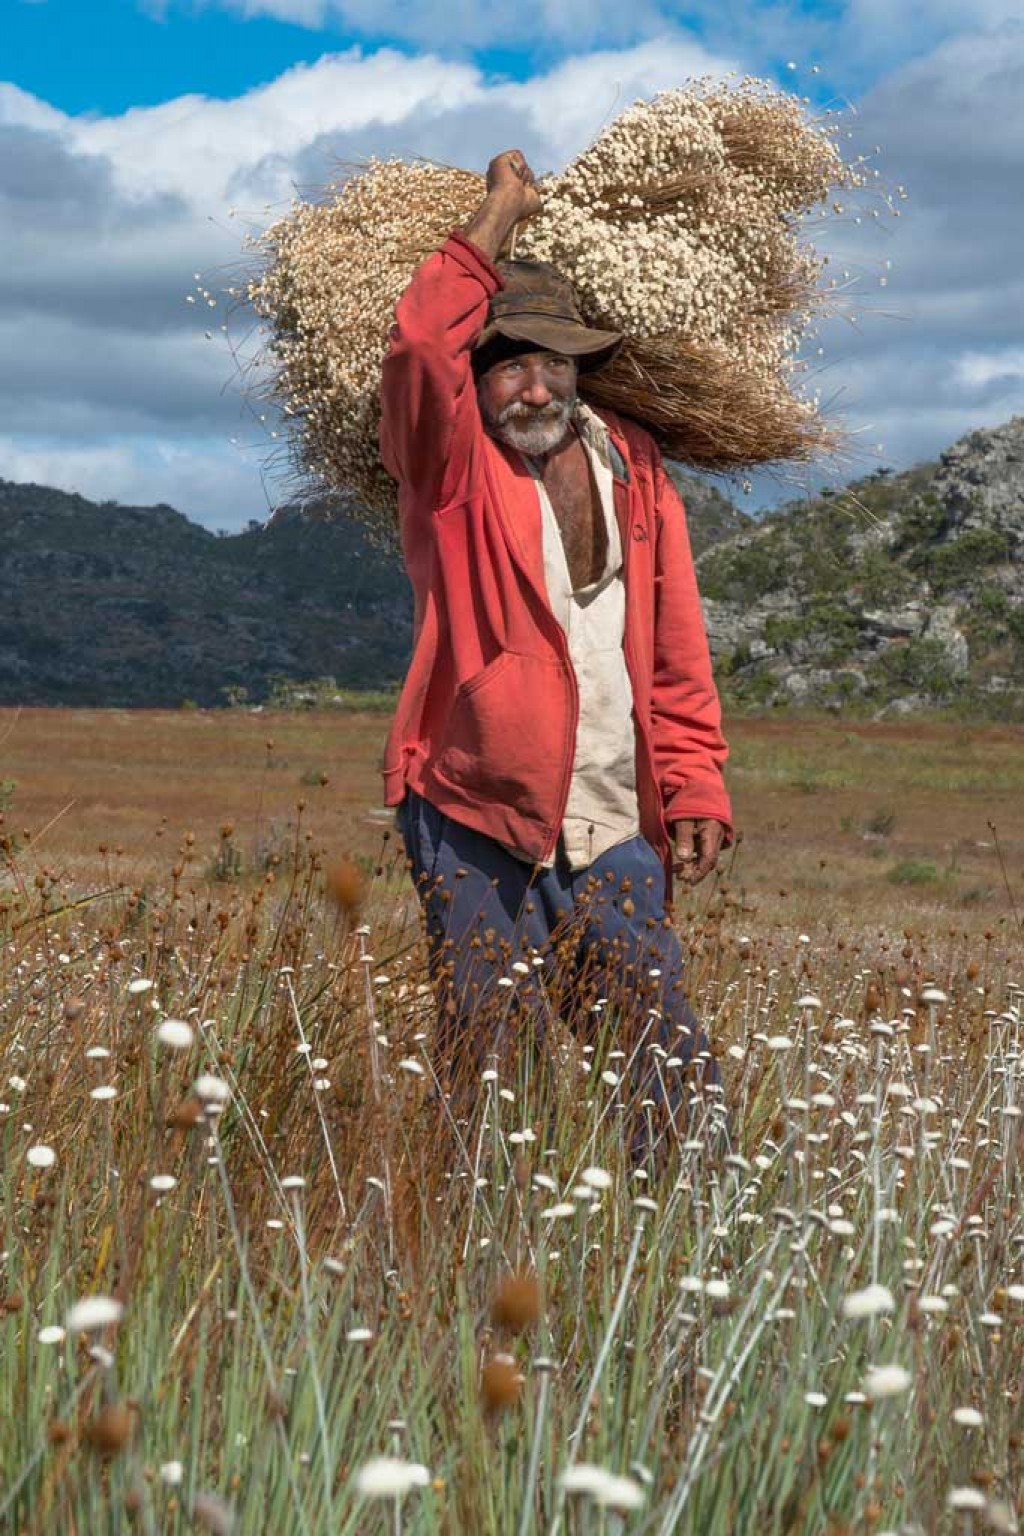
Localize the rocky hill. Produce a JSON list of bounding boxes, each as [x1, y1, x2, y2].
[[2, 420, 1022, 714], [698, 417, 1024, 716], [0, 485, 413, 707]]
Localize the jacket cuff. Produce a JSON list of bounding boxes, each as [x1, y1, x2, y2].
[[443, 231, 505, 294]]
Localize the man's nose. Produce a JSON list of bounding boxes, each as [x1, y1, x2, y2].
[[519, 374, 553, 405]]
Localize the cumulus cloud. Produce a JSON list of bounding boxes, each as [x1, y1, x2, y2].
[[0, 15, 1022, 524], [0, 36, 739, 524], [0, 433, 275, 530], [804, 19, 1024, 477]]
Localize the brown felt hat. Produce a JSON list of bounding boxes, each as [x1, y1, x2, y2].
[[476, 259, 623, 375]]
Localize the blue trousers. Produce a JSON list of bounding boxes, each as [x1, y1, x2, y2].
[[396, 789, 716, 1136]]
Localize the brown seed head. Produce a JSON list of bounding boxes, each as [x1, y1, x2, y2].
[[492, 1272, 541, 1334], [85, 1402, 133, 1457], [481, 1353, 523, 1414], [325, 857, 365, 917], [167, 1096, 204, 1130]]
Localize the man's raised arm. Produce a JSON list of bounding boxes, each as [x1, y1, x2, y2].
[[379, 152, 541, 508]]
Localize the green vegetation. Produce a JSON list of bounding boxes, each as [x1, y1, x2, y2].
[[886, 858, 941, 885], [2, 781, 1023, 1532]]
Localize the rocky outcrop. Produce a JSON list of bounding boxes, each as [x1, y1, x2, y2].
[[697, 417, 1024, 715]]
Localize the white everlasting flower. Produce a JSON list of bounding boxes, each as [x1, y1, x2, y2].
[[127, 978, 154, 994], [346, 1327, 373, 1342], [37, 1325, 66, 1345], [917, 1295, 948, 1314], [559, 1464, 645, 1509], [842, 1284, 895, 1319], [796, 994, 822, 1009], [542, 1203, 577, 1220], [160, 1461, 184, 1485], [581, 1166, 613, 1190], [149, 1175, 177, 1192], [26, 1144, 56, 1169], [281, 1175, 306, 1190], [864, 1364, 911, 1399], [156, 1019, 194, 1049], [952, 1407, 984, 1427], [947, 1488, 986, 1511], [767, 1035, 794, 1051], [804, 1391, 827, 1407], [90, 1086, 118, 1102], [354, 1457, 430, 1498], [397, 1059, 424, 1076], [66, 1295, 124, 1332], [193, 1074, 231, 1107], [920, 987, 947, 1005], [705, 1279, 730, 1299]]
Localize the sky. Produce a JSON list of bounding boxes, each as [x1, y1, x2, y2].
[[2, 0, 1023, 530]]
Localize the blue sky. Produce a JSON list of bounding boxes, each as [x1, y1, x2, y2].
[[2, 0, 1023, 527]]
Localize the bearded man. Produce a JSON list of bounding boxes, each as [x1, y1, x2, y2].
[[379, 149, 732, 1148]]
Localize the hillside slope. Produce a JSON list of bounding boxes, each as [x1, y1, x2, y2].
[[699, 417, 1024, 715]]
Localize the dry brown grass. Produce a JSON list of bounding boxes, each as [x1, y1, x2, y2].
[[3, 707, 1022, 938]]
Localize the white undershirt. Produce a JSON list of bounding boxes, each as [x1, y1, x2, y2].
[[514, 404, 640, 871]]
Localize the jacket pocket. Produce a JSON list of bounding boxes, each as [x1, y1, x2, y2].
[[432, 651, 567, 818]]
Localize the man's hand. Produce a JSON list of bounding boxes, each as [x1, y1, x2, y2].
[[672, 818, 726, 885], [462, 150, 542, 261], [486, 149, 542, 222]]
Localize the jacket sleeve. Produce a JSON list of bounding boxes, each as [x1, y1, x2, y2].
[[379, 231, 502, 511], [650, 453, 734, 840]]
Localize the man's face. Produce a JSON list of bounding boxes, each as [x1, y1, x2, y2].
[[478, 350, 578, 457]]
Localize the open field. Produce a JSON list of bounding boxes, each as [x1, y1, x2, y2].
[[2, 707, 1023, 929], [2, 709, 1023, 1532]]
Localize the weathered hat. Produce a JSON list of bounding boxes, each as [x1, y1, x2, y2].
[[476, 259, 623, 374]]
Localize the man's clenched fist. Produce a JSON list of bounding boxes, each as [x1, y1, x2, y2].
[[486, 149, 542, 221]]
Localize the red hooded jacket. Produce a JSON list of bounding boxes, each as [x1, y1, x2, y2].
[[379, 231, 732, 896]]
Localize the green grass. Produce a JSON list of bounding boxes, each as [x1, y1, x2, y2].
[[2, 810, 1024, 1534]]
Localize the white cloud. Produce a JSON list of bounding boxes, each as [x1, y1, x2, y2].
[[0, 434, 272, 531], [955, 348, 1024, 390], [2, 14, 1023, 526], [208, 0, 667, 50]]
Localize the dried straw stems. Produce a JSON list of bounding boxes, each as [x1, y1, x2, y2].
[[247, 78, 872, 538]]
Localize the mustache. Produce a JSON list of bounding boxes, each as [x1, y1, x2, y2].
[[497, 399, 570, 423]]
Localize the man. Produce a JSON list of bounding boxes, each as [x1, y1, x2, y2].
[[379, 149, 732, 1144]]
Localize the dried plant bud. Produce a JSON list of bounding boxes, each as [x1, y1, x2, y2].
[[325, 858, 366, 918], [167, 1096, 204, 1130], [491, 1273, 541, 1334], [481, 1353, 524, 1414], [85, 1402, 133, 1457]]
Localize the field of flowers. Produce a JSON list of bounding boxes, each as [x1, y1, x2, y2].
[[1, 711, 1022, 1533]]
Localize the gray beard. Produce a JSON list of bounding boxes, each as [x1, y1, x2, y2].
[[485, 396, 576, 457]]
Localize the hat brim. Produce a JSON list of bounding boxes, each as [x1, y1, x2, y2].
[[477, 315, 623, 374]]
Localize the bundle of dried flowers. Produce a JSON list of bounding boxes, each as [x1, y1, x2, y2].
[[246, 78, 874, 539]]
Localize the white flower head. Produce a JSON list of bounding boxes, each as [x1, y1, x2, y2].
[[193, 1074, 231, 1108], [26, 1144, 57, 1169], [559, 1464, 645, 1510], [842, 1284, 895, 1320], [581, 1166, 613, 1191], [157, 1019, 194, 1049], [864, 1363, 911, 1399], [947, 1487, 986, 1511], [354, 1457, 430, 1498], [66, 1295, 124, 1333]]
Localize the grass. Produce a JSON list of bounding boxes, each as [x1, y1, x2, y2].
[[1, 709, 1024, 1532]]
